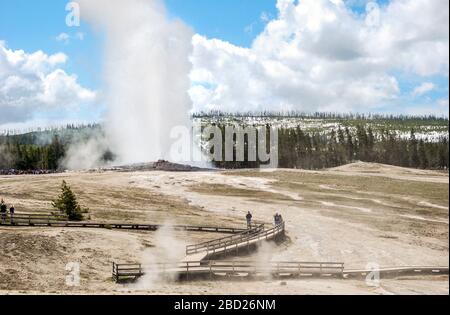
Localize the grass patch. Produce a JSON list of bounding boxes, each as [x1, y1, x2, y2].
[[190, 183, 294, 202]]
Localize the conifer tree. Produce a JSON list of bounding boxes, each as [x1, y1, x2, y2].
[[52, 180, 88, 221]]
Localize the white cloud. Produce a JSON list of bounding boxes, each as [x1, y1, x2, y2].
[[412, 82, 435, 97], [0, 41, 97, 125], [190, 0, 449, 114]]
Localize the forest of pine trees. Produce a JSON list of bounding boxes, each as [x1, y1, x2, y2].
[[0, 121, 448, 171], [0, 135, 65, 171], [211, 125, 449, 170], [0, 124, 111, 172]]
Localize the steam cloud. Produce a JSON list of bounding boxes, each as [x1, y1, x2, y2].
[[69, 0, 194, 168], [136, 222, 188, 289]]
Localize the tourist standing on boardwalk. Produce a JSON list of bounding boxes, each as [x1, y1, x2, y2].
[[246, 211, 253, 229], [0, 200, 7, 224], [274, 213, 279, 226], [9, 205, 15, 224]]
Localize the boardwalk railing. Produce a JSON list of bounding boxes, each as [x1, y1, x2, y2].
[[1, 213, 68, 225], [0, 215, 247, 234], [344, 266, 449, 279], [186, 222, 285, 256], [112, 261, 449, 283], [112, 260, 345, 282], [200, 222, 285, 258], [113, 262, 144, 282], [186, 224, 266, 255]]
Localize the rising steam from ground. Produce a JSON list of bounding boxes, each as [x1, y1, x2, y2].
[[0, 145, 14, 169], [135, 222, 188, 289], [66, 0, 194, 168], [61, 129, 111, 170]]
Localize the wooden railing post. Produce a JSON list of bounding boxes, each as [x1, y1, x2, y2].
[[112, 262, 117, 282], [188, 262, 191, 281], [209, 261, 213, 280]]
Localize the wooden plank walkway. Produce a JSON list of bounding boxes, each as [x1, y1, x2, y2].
[[0, 214, 247, 234], [184, 222, 286, 262], [343, 266, 449, 279], [112, 261, 345, 282], [112, 262, 449, 283]]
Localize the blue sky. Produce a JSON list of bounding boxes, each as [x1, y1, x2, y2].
[[0, 0, 448, 129], [0, 0, 277, 90], [166, 0, 278, 47]]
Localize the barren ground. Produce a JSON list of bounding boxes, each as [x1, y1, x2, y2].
[[0, 162, 448, 295]]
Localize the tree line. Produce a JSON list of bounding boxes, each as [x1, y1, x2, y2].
[[211, 125, 449, 170], [1, 123, 448, 171], [0, 135, 65, 170], [0, 124, 112, 171], [193, 110, 448, 122]]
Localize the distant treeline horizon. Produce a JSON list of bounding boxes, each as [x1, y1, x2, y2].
[[1, 112, 449, 136], [0, 123, 101, 137], [212, 124, 449, 171], [0, 112, 448, 172], [192, 110, 449, 121]]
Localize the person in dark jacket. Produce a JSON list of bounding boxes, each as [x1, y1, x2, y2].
[[246, 211, 253, 228], [274, 213, 279, 226], [0, 200, 7, 224], [9, 205, 15, 224]]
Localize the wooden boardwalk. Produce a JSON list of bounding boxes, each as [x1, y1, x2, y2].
[[112, 262, 449, 283], [0, 214, 247, 234], [112, 261, 345, 282], [113, 221, 297, 282], [343, 266, 449, 279], [184, 222, 286, 262]]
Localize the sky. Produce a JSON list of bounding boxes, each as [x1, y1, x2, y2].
[[0, 0, 448, 131]]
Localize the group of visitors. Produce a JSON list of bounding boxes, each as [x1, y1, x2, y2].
[[0, 199, 15, 224], [245, 211, 284, 229], [0, 169, 57, 176]]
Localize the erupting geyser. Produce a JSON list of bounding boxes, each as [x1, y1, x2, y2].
[[78, 0, 194, 165]]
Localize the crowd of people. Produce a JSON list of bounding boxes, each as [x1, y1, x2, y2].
[[0, 169, 58, 176], [0, 199, 15, 224]]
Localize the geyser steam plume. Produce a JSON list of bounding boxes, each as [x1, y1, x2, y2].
[[78, 0, 193, 165]]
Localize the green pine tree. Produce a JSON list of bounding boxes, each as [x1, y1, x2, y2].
[[52, 180, 88, 221]]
